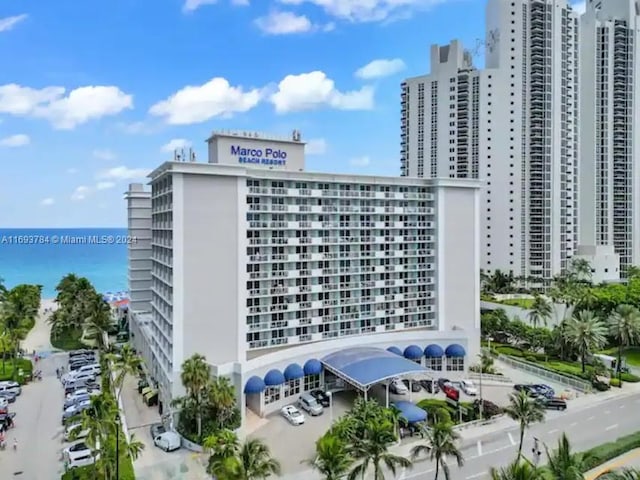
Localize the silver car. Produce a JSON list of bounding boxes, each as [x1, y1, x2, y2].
[[297, 393, 324, 416]]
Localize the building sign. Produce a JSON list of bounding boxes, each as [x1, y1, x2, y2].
[[230, 145, 287, 166]]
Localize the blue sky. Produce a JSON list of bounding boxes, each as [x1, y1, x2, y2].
[[0, 0, 583, 227]]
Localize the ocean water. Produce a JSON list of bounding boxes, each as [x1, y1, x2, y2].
[[0, 228, 128, 298]]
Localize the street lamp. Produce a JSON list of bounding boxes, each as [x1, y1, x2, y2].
[[115, 413, 120, 479], [477, 353, 484, 421]]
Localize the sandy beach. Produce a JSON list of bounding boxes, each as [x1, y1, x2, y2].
[[22, 298, 57, 353]]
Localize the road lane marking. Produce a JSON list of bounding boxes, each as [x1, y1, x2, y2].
[[508, 432, 516, 445], [588, 416, 596, 421], [549, 429, 559, 434], [477, 440, 483, 456], [466, 473, 487, 479], [605, 424, 619, 431]]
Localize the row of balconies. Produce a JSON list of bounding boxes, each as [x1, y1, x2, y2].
[[247, 204, 435, 215], [247, 234, 434, 247], [248, 264, 436, 281], [247, 247, 435, 264], [247, 187, 434, 201], [247, 220, 434, 230]]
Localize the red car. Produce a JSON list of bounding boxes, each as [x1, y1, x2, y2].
[[443, 384, 459, 401]]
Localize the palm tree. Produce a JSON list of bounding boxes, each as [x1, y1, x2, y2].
[[347, 418, 412, 480], [411, 421, 464, 480], [490, 459, 546, 479], [503, 390, 545, 460], [208, 376, 238, 429], [543, 433, 594, 480], [608, 304, 640, 383], [305, 434, 353, 480], [599, 469, 640, 479], [180, 353, 211, 440], [108, 344, 141, 401], [565, 310, 608, 373], [84, 294, 113, 351], [385, 405, 405, 441], [208, 436, 281, 480], [528, 295, 552, 328], [569, 258, 592, 282], [204, 429, 241, 475]]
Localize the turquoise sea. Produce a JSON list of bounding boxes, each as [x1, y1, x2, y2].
[[0, 228, 128, 298]]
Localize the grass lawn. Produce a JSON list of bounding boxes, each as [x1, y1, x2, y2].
[[600, 347, 640, 367], [51, 327, 87, 351], [497, 298, 535, 309], [0, 358, 33, 383]]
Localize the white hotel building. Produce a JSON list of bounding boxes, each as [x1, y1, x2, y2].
[[402, 0, 581, 281], [126, 130, 481, 427]]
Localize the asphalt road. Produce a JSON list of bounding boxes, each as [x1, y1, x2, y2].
[[400, 392, 640, 479]]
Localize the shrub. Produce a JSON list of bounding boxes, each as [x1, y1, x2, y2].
[[0, 358, 34, 384], [433, 407, 452, 424], [620, 372, 640, 383], [592, 380, 610, 391], [580, 431, 640, 471], [473, 399, 503, 418], [525, 355, 538, 363], [495, 346, 525, 357], [609, 378, 621, 387]]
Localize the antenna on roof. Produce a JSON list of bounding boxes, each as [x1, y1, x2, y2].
[[174, 149, 181, 162], [190, 149, 196, 162]]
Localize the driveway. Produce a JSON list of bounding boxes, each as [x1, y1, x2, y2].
[[1, 352, 67, 480], [120, 375, 208, 480]]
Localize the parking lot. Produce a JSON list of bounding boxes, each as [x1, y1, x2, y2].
[[1, 352, 67, 480]]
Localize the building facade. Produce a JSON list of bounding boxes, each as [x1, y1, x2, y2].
[[579, 0, 640, 277], [127, 130, 482, 428], [402, 0, 580, 282]]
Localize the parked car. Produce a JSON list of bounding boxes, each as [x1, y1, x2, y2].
[[63, 371, 96, 385], [442, 383, 460, 401], [64, 423, 89, 442], [63, 440, 100, 466], [537, 397, 567, 411], [460, 379, 478, 396], [65, 380, 98, 396], [298, 393, 324, 416], [309, 389, 330, 407], [69, 349, 95, 358], [153, 431, 181, 452], [62, 400, 91, 423], [281, 405, 305, 425], [150, 423, 166, 439], [419, 379, 440, 394], [389, 378, 409, 395], [0, 381, 21, 396], [514, 384, 540, 398], [69, 360, 93, 371], [531, 384, 555, 398], [402, 379, 423, 392], [437, 378, 451, 390], [64, 394, 90, 410], [0, 390, 17, 403]]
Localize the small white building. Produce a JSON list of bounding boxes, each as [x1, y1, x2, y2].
[[573, 245, 621, 283]]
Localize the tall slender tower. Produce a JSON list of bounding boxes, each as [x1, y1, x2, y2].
[[579, 0, 640, 277]]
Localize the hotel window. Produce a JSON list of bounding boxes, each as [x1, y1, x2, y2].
[[283, 379, 301, 398], [264, 386, 281, 405], [427, 357, 443, 371], [446, 357, 464, 372], [304, 374, 321, 391]]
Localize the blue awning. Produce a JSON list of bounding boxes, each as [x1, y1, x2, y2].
[[304, 359, 323, 375], [321, 347, 429, 390], [264, 369, 285, 386], [404, 345, 423, 360], [244, 376, 266, 394], [386, 346, 402, 356], [445, 344, 466, 358], [424, 344, 444, 358], [392, 401, 427, 423], [284, 363, 304, 380]]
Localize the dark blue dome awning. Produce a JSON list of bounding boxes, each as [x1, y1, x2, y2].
[[404, 345, 423, 360], [424, 344, 444, 358], [304, 358, 323, 375], [445, 344, 466, 358], [284, 363, 304, 380], [244, 376, 266, 394], [386, 346, 402, 356], [264, 369, 285, 386], [393, 401, 428, 423]]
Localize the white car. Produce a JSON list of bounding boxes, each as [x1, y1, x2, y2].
[[64, 423, 89, 442], [281, 405, 305, 426], [390, 378, 408, 395], [0, 381, 21, 396], [63, 440, 100, 468], [460, 379, 478, 396]]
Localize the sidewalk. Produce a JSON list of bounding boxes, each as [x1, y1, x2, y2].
[[583, 448, 640, 480]]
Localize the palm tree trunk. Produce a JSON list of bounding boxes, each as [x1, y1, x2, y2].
[[581, 348, 586, 373], [517, 426, 525, 459], [618, 344, 623, 387], [434, 460, 440, 480]]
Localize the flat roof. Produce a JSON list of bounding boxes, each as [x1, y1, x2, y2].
[[321, 346, 431, 391]]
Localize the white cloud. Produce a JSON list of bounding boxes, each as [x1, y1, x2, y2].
[[0, 134, 30, 147], [96, 181, 116, 190], [161, 138, 192, 153], [93, 149, 116, 161], [305, 138, 327, 155], [149, 78, 263, 125], [355, 58, 406, 79], [277, 0, 446, 23], [183, 0, 218, 12], [0, 14, 27, 33], [71, 186, 90, 201], [97, 166, 151, 180], [572, 1, 586, 14], [67, 168, 78, 174], [255, 11, 314, 35], [0, 84, 133, 129], [350, 156, 370, 167], [270, 71, 374, 113], [40, 197, 54, 206]]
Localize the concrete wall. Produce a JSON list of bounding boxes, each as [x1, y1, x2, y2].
[[481, 300, 570, 327]]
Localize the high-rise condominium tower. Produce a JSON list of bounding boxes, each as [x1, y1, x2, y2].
[[402, 0, 580, 281], [579, 0, 640, 276]]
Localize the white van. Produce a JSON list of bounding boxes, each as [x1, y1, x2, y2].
[[0, 382, 21, 396], [153, 431, 181, 452], [75, 364, 101, 376]]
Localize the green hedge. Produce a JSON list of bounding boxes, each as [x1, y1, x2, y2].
[[0, 358, 34, 384], [620, 372, 640, 383], [51, 327, 87, 351], [580, 431, 640, 471]]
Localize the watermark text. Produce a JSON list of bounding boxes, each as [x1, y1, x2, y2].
[[1, 234, 138, 245]]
